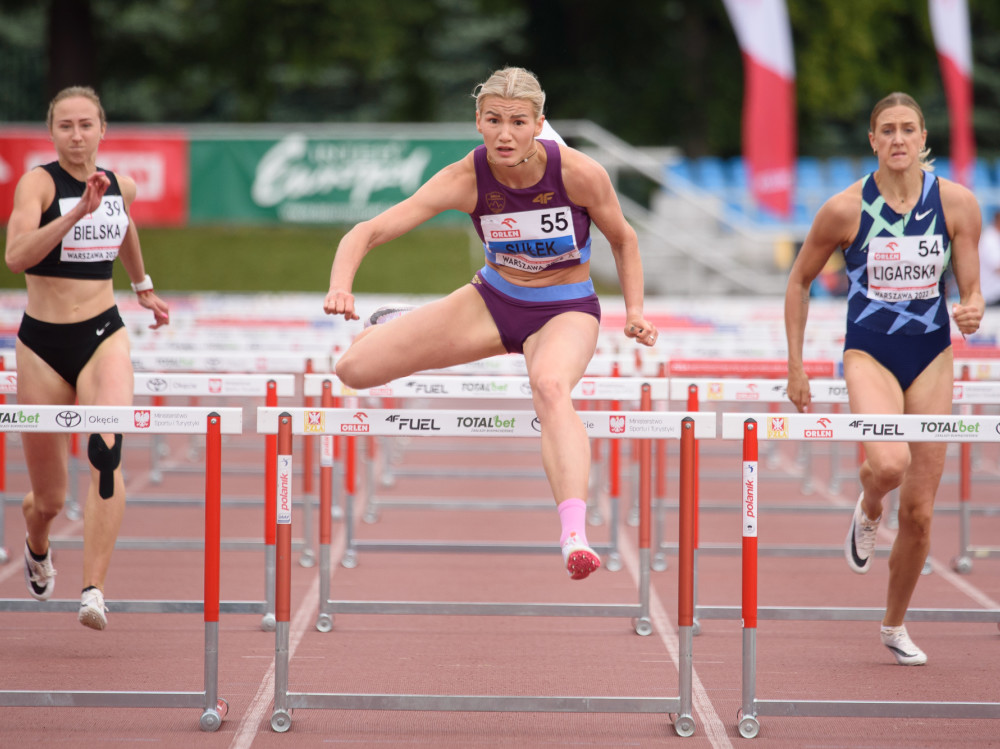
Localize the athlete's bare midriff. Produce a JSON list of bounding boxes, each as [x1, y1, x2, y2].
[[23, 274, 116, 323]]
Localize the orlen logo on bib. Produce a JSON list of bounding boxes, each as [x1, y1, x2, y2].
[[609, 415, 626, 434]]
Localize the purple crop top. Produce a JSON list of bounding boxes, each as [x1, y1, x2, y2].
[[470, 139, 592, 274]]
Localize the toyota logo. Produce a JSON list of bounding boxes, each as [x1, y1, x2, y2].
[[56, 411, 82, 428], [146, 378, 168, 392], [531, 417, 542, 433]]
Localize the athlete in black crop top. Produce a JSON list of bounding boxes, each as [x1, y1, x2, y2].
[[4, 86, 169, 631]]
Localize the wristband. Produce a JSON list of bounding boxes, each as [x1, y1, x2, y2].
[[131, 274, 154, 293]]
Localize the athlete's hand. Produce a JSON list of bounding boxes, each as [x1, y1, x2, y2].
[[137, 290, 170, 329], [952, 301, 983, 337], [786, 368, 811, 412], [324, 288, 359, 321], [624, 317, 657, 347], [78, 172, 110, 216]]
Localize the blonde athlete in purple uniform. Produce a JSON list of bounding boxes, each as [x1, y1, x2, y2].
[[324, 67, 656, 580]]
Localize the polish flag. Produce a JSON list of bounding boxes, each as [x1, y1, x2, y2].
[[929, 0, 975, 187], [722, 0, 796, 218]]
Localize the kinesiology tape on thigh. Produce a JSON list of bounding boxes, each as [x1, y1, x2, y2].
[[88, 433, 123, 499]]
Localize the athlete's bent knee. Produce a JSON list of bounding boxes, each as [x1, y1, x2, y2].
[[88, 433, 123, 500]]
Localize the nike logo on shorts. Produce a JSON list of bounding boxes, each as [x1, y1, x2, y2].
[[96, 323, 110, 337]]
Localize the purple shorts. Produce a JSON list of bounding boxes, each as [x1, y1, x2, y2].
[[471, 268, 601, 354]]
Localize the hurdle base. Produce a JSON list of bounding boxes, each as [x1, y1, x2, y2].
[[697, 605, 1000, 623]]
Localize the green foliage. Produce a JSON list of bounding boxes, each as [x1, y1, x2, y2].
[[4, 0, 1000, 157]]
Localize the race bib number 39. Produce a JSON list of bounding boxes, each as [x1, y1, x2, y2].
[[867, 235, 944, 302], [480, 207, 580, 273], [59, 195, 129, 262]]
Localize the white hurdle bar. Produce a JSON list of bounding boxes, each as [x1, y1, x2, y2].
[[668, 378, 1000, 564], [719, 412, 1000, 740], [0, 405, 242, 731], [0, 374, 305, 631], [303, 373, 669, 572], [259, 402, 710, 736], [259, 402, 712, 633]]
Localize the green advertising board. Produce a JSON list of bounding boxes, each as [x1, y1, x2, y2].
[[189, 133, 482, 225]]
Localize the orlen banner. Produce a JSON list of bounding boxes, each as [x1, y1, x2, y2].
[[188, 134, 481, 225], [0, 128, 189, 227]]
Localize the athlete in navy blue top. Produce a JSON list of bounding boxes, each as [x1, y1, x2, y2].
[[4, 87, 169, 630], [784, 92, 983, 666], [324, 67, 656, 581]]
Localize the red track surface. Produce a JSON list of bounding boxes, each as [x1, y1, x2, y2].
[[1, 415, 999, 748]]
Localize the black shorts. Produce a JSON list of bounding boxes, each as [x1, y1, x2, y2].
[[17, 306, 125, 388]]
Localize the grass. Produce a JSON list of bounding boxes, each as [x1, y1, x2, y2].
[[1, 223, 622, 297], [0, 225, 483, 295]]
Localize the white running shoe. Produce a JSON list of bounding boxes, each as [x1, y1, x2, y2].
[[880, 625, 927, 666], [79, 587, 108, 631], [364, 305, 415, 328], [561, 532, 601, 580], [23, 538, 56, 601], [845, 492, 880, 574]]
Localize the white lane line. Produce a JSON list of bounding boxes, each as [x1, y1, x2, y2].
[[229, 526, 343, 748], [618, 526, 734, 748]]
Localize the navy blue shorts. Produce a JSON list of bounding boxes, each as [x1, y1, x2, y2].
[[471, 267, 601, 355], [844, 321, 951, 391], [17, 306, 125, 387]]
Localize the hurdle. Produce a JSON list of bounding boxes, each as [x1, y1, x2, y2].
[[949, 376, 1000, 573], [261, 396, 712, 634], [720, 412, 1000, 738], [0, 373, 308, 630], [303, 373, 668, 573], [0, 404, 241, 731], [259, 398, 708, 737]]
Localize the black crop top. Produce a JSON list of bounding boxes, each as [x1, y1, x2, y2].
[[25, 162, 129, 280]]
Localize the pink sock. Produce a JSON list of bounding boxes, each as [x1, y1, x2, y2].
[[558, 498, 588, 546]]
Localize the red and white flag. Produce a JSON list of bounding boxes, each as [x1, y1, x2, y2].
[[929, 0, 975, 187], [722, 0, 796, 218]]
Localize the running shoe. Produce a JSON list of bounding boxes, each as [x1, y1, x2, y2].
[[23, 538, 56, 601], [561, 532, 601, 580], [880, 625, 927, 666], [364, 305, 415, 328], [845, 492, 880, 574], [79, 587, 108, 631]]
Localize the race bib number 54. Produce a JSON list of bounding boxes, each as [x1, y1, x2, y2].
[[867, 235, 944, 302]]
